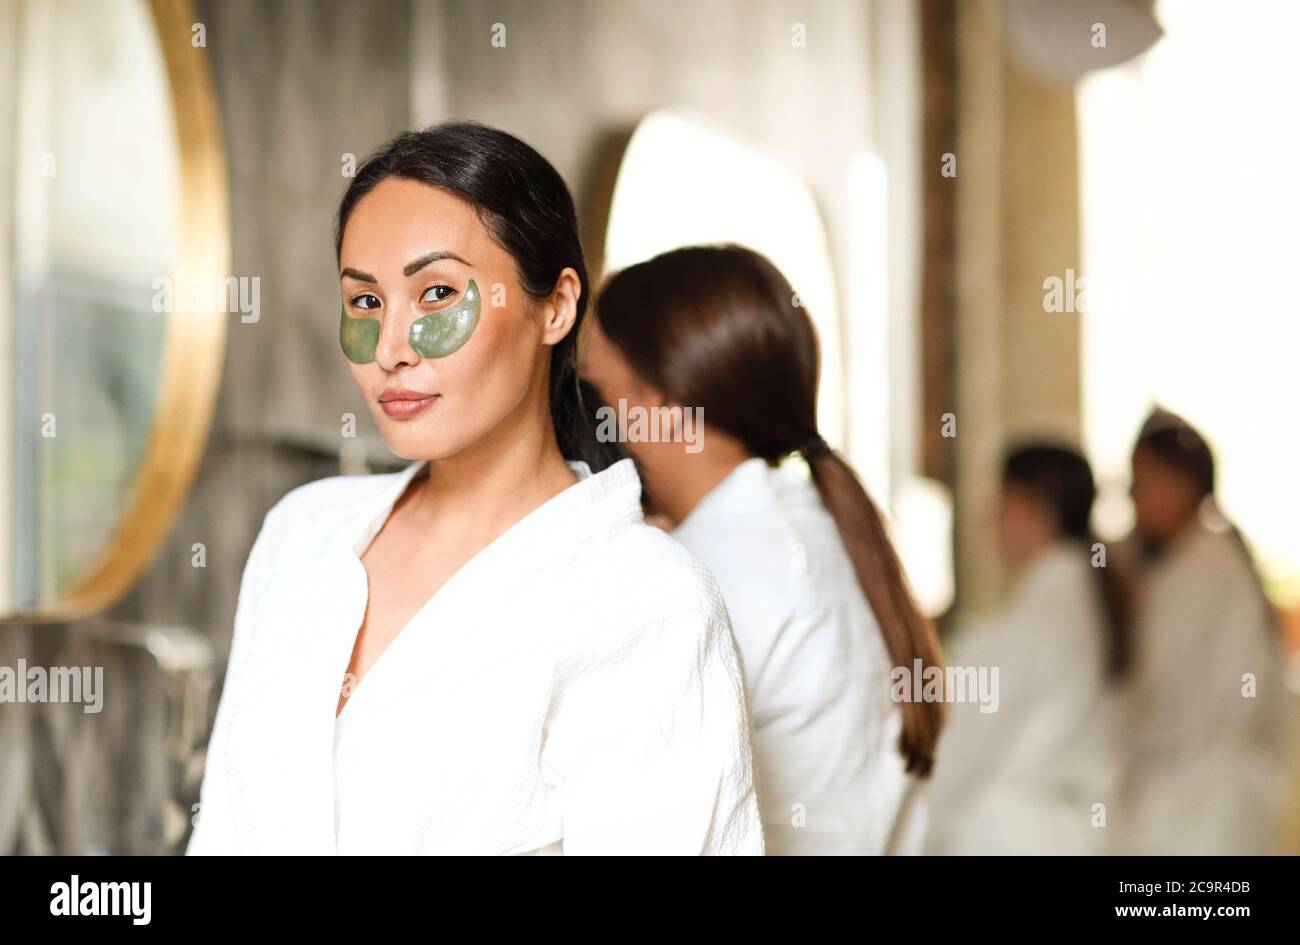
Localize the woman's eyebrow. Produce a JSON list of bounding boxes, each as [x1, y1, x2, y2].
[[404, 250, 472, 277], [339, 251, 471, 283]]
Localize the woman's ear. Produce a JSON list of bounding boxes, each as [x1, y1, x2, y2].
[[540, 267, 581, 346]]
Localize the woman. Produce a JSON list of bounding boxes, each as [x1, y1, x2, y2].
[[187, 124, 763, 855], [926, 444, 1125, 855], [1118, 409, 1285, 854], [582, 244, 944, 855]]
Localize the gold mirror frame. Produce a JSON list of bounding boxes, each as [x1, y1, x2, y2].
[[4, 0, 228, 623]]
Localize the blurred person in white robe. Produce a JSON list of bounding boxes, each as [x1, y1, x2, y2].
[[1115, 409, 1286, 855], [928, 444, 1127, 855], [582, 244, 945, 855]]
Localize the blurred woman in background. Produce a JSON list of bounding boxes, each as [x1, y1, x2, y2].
[[582, 244, 944, 855], [927, 444, 1125, 855], [1118, 409, 1286, 854]]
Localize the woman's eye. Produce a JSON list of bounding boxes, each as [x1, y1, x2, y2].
[[351, 294, 381, 311], [421, 284, 455, 304]]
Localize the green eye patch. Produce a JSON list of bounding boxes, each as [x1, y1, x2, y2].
[[340, 278, 481, 364], [339, 302, 381, 364]]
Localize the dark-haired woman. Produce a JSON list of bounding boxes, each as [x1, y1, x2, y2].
[[1118, 409, 1285, 854], [187, 124, 763, 855], [583, 244, 944, 855], [926, 444, 1125, 855]]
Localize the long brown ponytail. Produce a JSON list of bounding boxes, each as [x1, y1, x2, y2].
[[595, 244, 945, 777]]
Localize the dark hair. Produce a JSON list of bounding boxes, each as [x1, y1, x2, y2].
[[595, 244, 945, 777], [1134, 408, 1215, 498], [1002, 443, 1131, 678], [335, 121, 614, 469]]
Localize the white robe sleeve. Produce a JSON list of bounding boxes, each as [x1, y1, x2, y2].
[[541, 600, 765, 855], [186, 502, 281, 855]]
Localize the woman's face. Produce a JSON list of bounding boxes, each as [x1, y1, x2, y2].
[[338, 177, 567, 461], [580, 323, 648, 458], [997, 483, 1056, 564], [1130, 446, 1200, 545], [579, 321, 677, 470]]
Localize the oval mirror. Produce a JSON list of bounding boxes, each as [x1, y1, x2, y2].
[[598, 108, 845, 445], [0, 0, 228, 621]]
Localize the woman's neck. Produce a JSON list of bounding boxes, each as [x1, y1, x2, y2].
[[407, 397, 577, 536], [649, 434, 756, 527]]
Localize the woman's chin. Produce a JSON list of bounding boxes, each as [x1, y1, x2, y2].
[[375, 422, 472, 465]]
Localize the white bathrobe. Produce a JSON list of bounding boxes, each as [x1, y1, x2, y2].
[[671, 457, 919, 855], [187, 457, 764, 855], [926, 542, 1120, 855], [1116, 518, 1287, 855]]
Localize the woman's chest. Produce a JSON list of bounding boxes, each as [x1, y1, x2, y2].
[[227, 553, 579, 851], [328, 662, 563, 853], [358, 515, 484, 631]]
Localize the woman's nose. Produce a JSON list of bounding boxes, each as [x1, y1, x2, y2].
[[374, 310, 420, 371]]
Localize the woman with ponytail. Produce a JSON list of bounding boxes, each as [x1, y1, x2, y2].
[[189, 125, 763, 855], [926, 444, 1126, 855], [584, 244, 944, 855]]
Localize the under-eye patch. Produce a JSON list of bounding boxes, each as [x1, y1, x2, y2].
[[339, 279, 481, 364], [339, 302, 381, 364], [409, 278, 480, 358]]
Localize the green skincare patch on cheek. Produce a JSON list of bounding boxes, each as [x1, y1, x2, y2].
[[340, 303, 381, 364], [409, 278, 481, 358], [338, 278, 481, 364]]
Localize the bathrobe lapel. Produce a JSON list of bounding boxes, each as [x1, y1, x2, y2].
[[228, 462, 423, 854]]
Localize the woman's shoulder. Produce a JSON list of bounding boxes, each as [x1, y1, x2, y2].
[[581, 519, 727, 622], [674, 466, 813, 597], [547, 521, 733, 668], [555, 520, 743, 686], [1027, 541, 1097, 590], [999, 543, 1108, 659]]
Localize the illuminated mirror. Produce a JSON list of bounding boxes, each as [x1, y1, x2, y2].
[[601, 109, 845, 446]]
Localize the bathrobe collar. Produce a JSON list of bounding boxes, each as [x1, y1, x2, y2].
[[262, 456, 645, 854], [674, 456, 783, 539], [345, 456, 645, 562]]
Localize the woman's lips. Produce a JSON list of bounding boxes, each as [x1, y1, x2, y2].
[[378, 389, 439, 419]]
